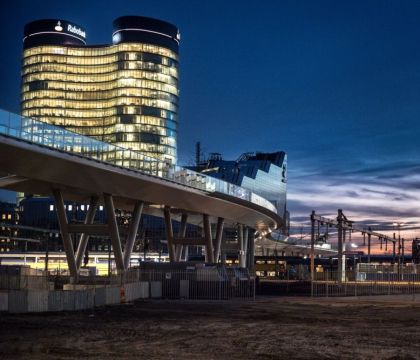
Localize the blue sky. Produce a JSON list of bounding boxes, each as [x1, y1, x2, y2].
[[0, 0, 419, 241]]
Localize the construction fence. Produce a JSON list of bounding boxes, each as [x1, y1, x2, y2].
[[257, 266, 420, 297], [0, 265, 255, 313]]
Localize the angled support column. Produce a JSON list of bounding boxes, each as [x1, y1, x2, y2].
[[203, 214, 214, 263], [75, 196, 99, 269], [213, 217, 225, 263], [238, 224, 246, 268], [164, 206, 176, 262], [175, 213, 188, 261], [243, 226, 249, 267], [248, 230, 255, 272], [103, 193, 125, 272], [52, 189, 78, 281], [123, 201, 143, 269]]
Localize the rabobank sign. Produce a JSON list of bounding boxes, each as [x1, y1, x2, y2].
[[67, 24, 86, 39]]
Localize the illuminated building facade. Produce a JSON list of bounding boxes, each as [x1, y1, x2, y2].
[[21, 16, 180, 167], [190, 151, 288, 222]]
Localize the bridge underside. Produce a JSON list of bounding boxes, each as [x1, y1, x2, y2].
[[0, 135, 283, 281]]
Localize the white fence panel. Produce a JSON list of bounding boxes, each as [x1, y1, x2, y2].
[[62, 290, 75, 311], [94, 287, 106, 307], [139, 282, 149, 299], [48, 291, 64, 312], [150, 281, 162, 298], [0, 292, 8, 311], [105, 286, 120, 305], [28, 290, 48, 312]]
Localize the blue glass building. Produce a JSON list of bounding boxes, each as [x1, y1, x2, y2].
[[190, 151, 288, 225]]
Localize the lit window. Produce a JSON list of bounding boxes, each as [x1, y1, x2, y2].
[[68, 204, 73, 211], [7, 214, 11, 220], [81, 205, 85, 211], [49, 205, 54, 211], [1, 214, 5, 220], [99, 206, 104, 211]]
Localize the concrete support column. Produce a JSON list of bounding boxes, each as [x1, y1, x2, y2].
[[239, 224, 246, 268], [203, 214, 214, 263], [243, 227, 249, 267], [53, 189, 78, 281], [103, 193, 125, 272], [248, 230, 255, 272], [75, 196, 99, 269], [221, 231, 227, 265], [175, 213, 188, 261], [183, 244, 189, 262], [213, 217, 224, 263], [164, 207, 175, 262], [123, 201, 143, 269]]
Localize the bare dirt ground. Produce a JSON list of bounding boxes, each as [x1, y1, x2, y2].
[[1, 296, 420, 359]]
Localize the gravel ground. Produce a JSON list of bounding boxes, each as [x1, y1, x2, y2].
[[1, 296, 420, 359]]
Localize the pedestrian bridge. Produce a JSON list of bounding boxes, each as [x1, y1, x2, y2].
[[0, 109, 283, 280]]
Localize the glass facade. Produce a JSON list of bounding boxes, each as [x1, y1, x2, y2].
[[190, 152, 287, 220], [0, 109, 278, 214], [21, 17, 180, 166]]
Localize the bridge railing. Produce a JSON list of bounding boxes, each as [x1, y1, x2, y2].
[[0, 110, 277, 214]]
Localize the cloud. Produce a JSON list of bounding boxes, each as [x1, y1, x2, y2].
[[288, 159, 420, 242]]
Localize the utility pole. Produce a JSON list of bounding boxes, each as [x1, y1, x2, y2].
[[310, 210, 315, 296], [195, 141, 201, 167], [337, 209, 344, 283]]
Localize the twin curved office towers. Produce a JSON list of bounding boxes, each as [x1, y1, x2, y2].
[[21, 17, 180, 167]]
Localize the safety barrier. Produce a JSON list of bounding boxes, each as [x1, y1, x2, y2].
[[312, 271, 420, 297], [105, 286, 120, 305], [140, 268, 255, 300], [1, 267, 255, 313], [124, 282, 149, 302]]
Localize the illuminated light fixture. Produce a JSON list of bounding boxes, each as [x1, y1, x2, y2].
[[350, 243, 358, 248], [55, 21, 63, 32]]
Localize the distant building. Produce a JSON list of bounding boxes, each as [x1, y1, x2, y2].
[[189, 151, 288, 224], [18, 197, 201, 255], [0, 201, 19, 252]]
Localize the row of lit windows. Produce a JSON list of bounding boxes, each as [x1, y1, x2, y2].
[[28, 115, 177, 129], [49, 204, 104, 211], [22, 66, 178, 86], [72, 124, 175, 137], [20, 121, 177, 151], [22, 105, 176, 119], [23, 43, 179, 61], [23, 57, 179, 78], [111, 142, 176, 156], [22, 88, 178, 103], [22, 97, 177, 112], [58, 124, 177, 144], [113, 133, 175, 147], [22, 76, 179, 96]]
